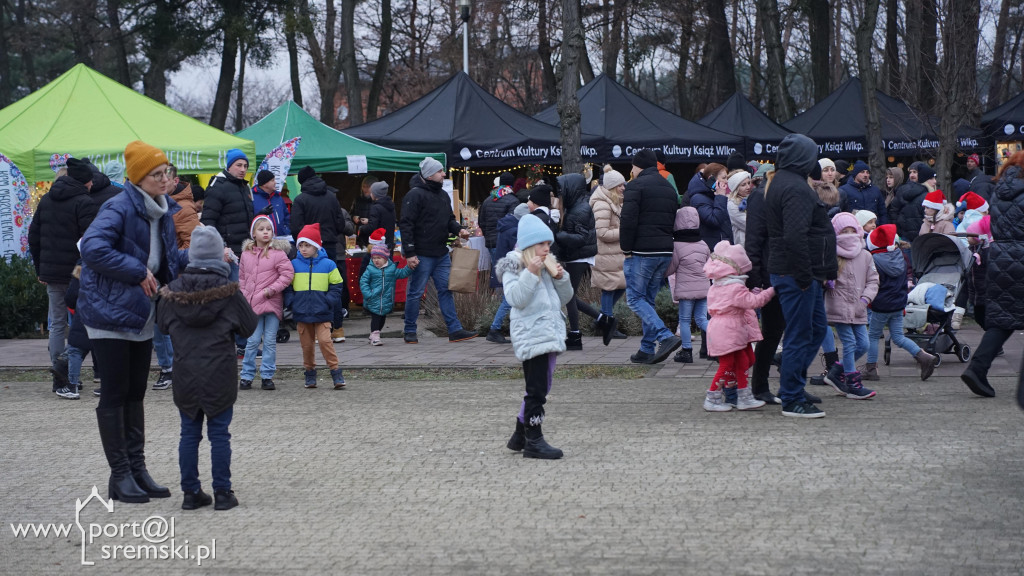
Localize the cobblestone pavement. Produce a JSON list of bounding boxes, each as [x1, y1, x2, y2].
[[2, 349, 1022, 575]]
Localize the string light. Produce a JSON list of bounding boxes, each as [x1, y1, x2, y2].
[[448, 163, 564, 176]]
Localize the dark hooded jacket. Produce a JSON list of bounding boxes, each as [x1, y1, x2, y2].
[[620, 167, 677, 255], [290, 176, 346, 260], [201, 171, 254, 255], [888, 181, 929, 242], [554, 173, 597, 262], [478, 188, 520, 249], [358, 196, 397, 251], [157, 269, 257, 419], [28, 175, 98, 283], [65, 265, 90, 352], [744, 187, 770, 289], [985, 166, 1024, 330], [688, 172, 734, 248], [969, 174, 995, 202], [870, 249, 910, 313], [764, 134, 838, 288], [839, 179, 887, 224], [491, 212, 520, 288], [400, 175, 463, 258], [88, 169, 122, 209]]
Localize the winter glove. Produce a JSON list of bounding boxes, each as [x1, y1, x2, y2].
[[738, 198, 748, 212], [824, 280, 836, 291], [860, 297, 870, 306]]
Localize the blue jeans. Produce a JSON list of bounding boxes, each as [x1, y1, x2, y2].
[[66, 345, 86, 387], [241, 313, 280, 380], [678, 299, 708, 350], [624, 255, 673, 354], [404, 254, 462, 334], [601, 289, 625, 316], [153, 325, 173, 371], [867, 310, 920, 362], [821, 325, 836, 353], [834, 323, 868, 373], [179, 406, 233, 493], [490, 294, 512, 331], [46, 283, 68, 367], [771, 275, 828, 405]]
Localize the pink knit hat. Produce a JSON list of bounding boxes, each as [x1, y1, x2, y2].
[[831, 212, 863, 236], [703, 240, 752, 280]]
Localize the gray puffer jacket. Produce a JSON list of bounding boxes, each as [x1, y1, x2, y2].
[[496, 251, 574, 362]]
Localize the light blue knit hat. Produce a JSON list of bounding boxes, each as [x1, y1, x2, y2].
[[516, 214, 553, 250]]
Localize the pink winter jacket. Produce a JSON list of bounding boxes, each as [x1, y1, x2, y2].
[[824, 247, 879, 325], [667, 207, 711, 300], [706, 280, 775, 356], [238, 238, 295, 319]]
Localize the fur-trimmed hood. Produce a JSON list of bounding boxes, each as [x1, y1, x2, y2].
[[241, 237, 292, 254], [495, 251, 525, 280], [159, 270, 240, 328]]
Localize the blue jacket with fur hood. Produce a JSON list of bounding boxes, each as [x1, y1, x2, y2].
[[496, 251, 574, 362]]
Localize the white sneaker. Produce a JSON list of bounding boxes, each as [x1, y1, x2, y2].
[[703, 390, 732, 412], [55, 386, 80, 400], [735, 387, 766, 410], [369, 330, 382, 346]]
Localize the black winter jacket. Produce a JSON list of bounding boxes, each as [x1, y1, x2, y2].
[[400, 175, 462, 258], [985, 167, 1024, 330], [870, 249, 910, 313], [352, 194, 373, 221], [65, 269, 91, 352], [358, 197, 397, 251], [478, 190, 520, 248], [88, 170, 122, 210], [969, 175, 995, 202], [888, 181, 929, 242], [744, 187, 771, 289], [28, 176, 98, 283], [157, 269, 257, 419], [555, 174, 597, 262], [764, 135, 837, 288], [290, 176, 346, 260], [201, 172, 254, 255], [620, 167, 676, 255]]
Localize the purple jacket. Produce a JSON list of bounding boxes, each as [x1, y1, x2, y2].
[[667, 207, 710, 300]]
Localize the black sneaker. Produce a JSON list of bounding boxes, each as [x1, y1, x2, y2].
[[674, 348, 693, 363], [404, 332, 418, 344], [261, 378, 276, 390], [809, 372, 828, 386], [630, 350, 654, 364], [961, 368, 995, 397], [448, 329, 478, 342], [486, 329, 510, 344], [781, 400, 826, 418], [803, 390, 822, 404], [181, 489, 212, 510], [754, 391, 781, 405], [55, 386, 80, 400], [153, 370, 172, 390], [649, 336, 682, 364], [93, 388, 101, 397], [239, 379, 253, 390], [214, 489, 238, 510], [611, 330, 627, 339]]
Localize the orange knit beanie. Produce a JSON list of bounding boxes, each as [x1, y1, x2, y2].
[[124, 140, 169, 184]]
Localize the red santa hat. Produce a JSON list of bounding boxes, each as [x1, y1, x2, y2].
[[296, 223, 322, 251], [958, 191, 989, 213], [368, 228, 387, 246], [922, 190, 946, 211], [867, 224, 899, 252]]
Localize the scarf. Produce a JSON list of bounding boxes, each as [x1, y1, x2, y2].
[[836, 232, 863, 260], [489, 185, 513, 201], [136, 186, 169, 274], [673, 229, 702, 243]]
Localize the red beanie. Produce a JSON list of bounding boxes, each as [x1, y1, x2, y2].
[[922, 190, 946, 211], [297, 223, 322, 251], [867, 224, 899, 252]]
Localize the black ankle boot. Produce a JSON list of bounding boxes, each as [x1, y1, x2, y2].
[[565, 331, 582, 351], [699, 335, 708, 359], [124, 402, 170, 498], [96, 406, 149, 503], [506, 419, 525, 451], [214, 490, 238, 510], [823, 350, 839, 367], [181, 489, 212, 510], [523, 424, 563, 460]]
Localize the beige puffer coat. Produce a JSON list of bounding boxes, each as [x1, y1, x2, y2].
[[589, 185, 626, 291]]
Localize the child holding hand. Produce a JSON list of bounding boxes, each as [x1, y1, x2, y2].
[[359, 234, 415, 345]]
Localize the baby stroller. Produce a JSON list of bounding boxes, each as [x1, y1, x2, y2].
[[884, 233, 972, 366]]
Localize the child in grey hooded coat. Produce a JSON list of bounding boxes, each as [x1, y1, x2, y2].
[[495, 214, 573, 459]]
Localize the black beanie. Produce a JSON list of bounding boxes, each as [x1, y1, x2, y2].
[[726, 151, 747, 172], [655, 150, 667, 165], [66, 158, 93, 185], [297, 166, 316, 184], [499, 172, 514, 187], [917, 164, 936, 182], [632, 149, 657, 170], [257, 170, 275, 186], [528, 184, 552, 208]]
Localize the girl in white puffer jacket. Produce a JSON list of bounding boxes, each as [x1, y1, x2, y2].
[[495, 214, 574, 460]]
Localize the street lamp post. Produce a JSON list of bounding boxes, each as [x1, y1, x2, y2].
[[457, 0, 471, 217]]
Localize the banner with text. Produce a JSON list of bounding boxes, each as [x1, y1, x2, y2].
[[258, 137, 301, 194], [0, 153, 32, 259]]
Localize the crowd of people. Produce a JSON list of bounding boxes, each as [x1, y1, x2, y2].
[[24, 134, 1024, 493]]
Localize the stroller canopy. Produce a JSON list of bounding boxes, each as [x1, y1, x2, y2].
[[911, 233, 971, 278]]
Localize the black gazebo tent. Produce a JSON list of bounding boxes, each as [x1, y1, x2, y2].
[[981, 91, 1024, 141], [697, 92, 793, 159], [784, 77, 987, 159], [344, 72, 598, 167], [533, 74, 743, 163]]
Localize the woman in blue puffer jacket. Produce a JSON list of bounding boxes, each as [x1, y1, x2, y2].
[[78, 141, 193, 504]]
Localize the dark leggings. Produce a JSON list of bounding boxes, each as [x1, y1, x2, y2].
[[370, 313, 386, 332], [520, 352, 556, 426], [564, 262, 599, 331], [751, 294, 785, 397], [92, 338, 153, 409], [969, 327, 1014, 379]]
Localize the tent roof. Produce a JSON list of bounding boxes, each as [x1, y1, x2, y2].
[[783, 77, 985, 158], [981, 91, 1024, 140], [697, 92, 793, 158], [533, 74, 742, 162], [0, 64, 254, 183], [236, 101, 443, 173], [344, 72, 585, 167]]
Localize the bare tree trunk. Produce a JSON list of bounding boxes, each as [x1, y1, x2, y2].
[[285, 8, 303, 107], [559, 0, 584, 173], [750, 6, 763, 103], [621, 5, 634, 90], [602, 0, 627, 77], [675, 3, 694, 117], [15, 0, 36, 91], [234, 40, 247, 133], [70, 0, 97, 67], [883, 0, 899, 95], [0, 0, 9, 107], [988, 0, 1012, 106], [298, 0, 342, 126], [919, 0, 939, 114], [366, 0, 392, 120], [537, 0, 558, 105], [210, 0, 242, 130], [806, 0, 831, 103], [578, 0, 594, 84], [341, 0, 363, 126], [106, 0, 131, 86], [698, 0, 737, 116], [757, 0, 793, 122], [831, 0, 843, 88], [905, 1, 922, 102], [856, 0, 885, 184], [937, 0, 980, 194]]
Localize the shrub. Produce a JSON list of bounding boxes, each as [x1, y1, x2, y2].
[[0, 255, 48, 338], [420, 271, 502, 336]]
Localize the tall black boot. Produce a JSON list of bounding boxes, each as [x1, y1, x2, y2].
[[699, 334, 708, 359], [96, 406, 149, 503], [565, 331, 583, 351], [823, 350, 839, 367], [523, 423, 563, 460], [507, 419, 525, 451], [124, 402, 170, 498]]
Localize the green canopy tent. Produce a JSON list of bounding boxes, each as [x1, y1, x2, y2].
[[0, 63, 255, 183], [236, 101, 445, 174]]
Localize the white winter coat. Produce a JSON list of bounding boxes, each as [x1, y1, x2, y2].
[[496, 251, 574, 362]]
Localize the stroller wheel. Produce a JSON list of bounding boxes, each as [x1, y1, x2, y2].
[[957, 344, 971, 363], [276, 329, 290, 343], [933, 355, 942, 367], [883, 339, 891, 365]]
